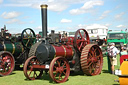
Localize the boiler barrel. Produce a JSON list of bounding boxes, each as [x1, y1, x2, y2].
[[36, 43, 74, 63], [0, 43, 24, 55], [52, 45, 74, 59]]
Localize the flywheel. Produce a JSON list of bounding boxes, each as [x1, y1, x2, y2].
[[21, 28, 36, 49], [73, 29, 90, 52], [80, 44, 103, 76]]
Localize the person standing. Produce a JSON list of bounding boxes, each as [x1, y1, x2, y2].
[[120, 46, 127, 56], [107, 43, 119, 74], [107, 43, 112, 73]]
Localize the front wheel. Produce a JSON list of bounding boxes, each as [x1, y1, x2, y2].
[[0, 51, 15, 76], [23, 56, 43, 80], [49, 57, 70, 83]]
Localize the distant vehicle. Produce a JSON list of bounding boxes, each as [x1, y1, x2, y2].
[[86, 24, 108, 39], [107, 30, 128, 48], [86, 24, 108, 46]]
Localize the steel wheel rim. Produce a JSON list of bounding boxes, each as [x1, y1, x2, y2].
[[49, 57, 70, 83], [81, 44, 103, 76], [74, 29, 90, 52], [23, 56, 43, 80], [0, 51, 15, 76]]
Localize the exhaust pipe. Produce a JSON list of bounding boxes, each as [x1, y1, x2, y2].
[[40, 4, 48, 38]]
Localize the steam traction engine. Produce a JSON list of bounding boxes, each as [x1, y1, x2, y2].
[[23, 4, 103, 83], [0, 26, 36, 76]]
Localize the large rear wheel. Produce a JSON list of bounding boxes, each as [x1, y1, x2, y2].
[[80, 44, 103, 76]]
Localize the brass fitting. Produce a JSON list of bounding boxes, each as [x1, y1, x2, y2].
[[40, 4, 48, 8]]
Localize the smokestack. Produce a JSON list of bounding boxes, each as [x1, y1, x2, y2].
[[40, 4, 48, 38]]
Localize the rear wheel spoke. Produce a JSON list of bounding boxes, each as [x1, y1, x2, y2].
[[79, 31, 83, 38], [88, 62, 93, 67], [57, 60, 61, 67], [63, 71, 66, 75], [54, 72, 58, 77], [62, 62, 66, 67], [28, 71, 32, 76], [59, 73, 62, 80]]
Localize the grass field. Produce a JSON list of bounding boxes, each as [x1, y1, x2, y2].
[[0, 55, 120, 85]]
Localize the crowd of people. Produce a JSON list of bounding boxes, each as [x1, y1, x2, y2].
[[107, 43, 128, 74]]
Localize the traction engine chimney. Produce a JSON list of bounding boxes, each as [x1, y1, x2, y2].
[[40, 4, 48, 38]]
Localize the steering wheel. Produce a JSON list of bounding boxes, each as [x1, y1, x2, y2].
[[21, 28, 36, 49]]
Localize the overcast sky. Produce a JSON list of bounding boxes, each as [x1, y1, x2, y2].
[[0, 0, 128, 34]]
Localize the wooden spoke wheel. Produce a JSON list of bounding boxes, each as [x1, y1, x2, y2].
[[21, 28, 36, 49], [23, 56, 43, 80], [74, 29, 90, 52], [80, 44, 103, 76], [49, 57, 70, 83], [0, 51, 15, 76]]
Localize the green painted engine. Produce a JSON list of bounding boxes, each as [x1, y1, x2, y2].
[[0, 25, 36, 76]]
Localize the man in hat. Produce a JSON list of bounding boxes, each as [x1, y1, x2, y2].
[[107, 43, 119, 74]]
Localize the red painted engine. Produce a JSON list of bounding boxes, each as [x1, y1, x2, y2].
[[23, 4, 103, 83]]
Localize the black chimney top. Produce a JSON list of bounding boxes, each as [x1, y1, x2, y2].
[[40, 4, 48, 38]]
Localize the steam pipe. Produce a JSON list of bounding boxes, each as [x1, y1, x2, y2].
[[40, 4, 48, 38]]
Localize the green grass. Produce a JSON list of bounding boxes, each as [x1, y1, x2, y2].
[[0, 55, 120, 85]]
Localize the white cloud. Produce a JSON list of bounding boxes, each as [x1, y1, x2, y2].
[[0, 0, 3, 4], [81, 0, 103, 9], [105, 23, 111, 27], [66, 24, 108, 31], [78, 24, 87, 28], [4, 4, 31, 7], [99, 10, 111, 20], [31, 4, 40, 9], [6, 19, 25, 24], [86, 24, 108, 29], [115, 12, 125, 20], [1, 11, 21, 19], [6, 19, 19, 24], [77, 23, 110, 29], [31, 1, 69, 11], [4, 0, 103, 12], [34, 26, 58, 30], [60, 19, 72, 23], [48, 0, 54, 2], [116, 25, 125, 28], [8, 0, 45, 4], [70, 0, 104, 15], [48, 3, 68, 12], [5, 2, 68, 12]]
